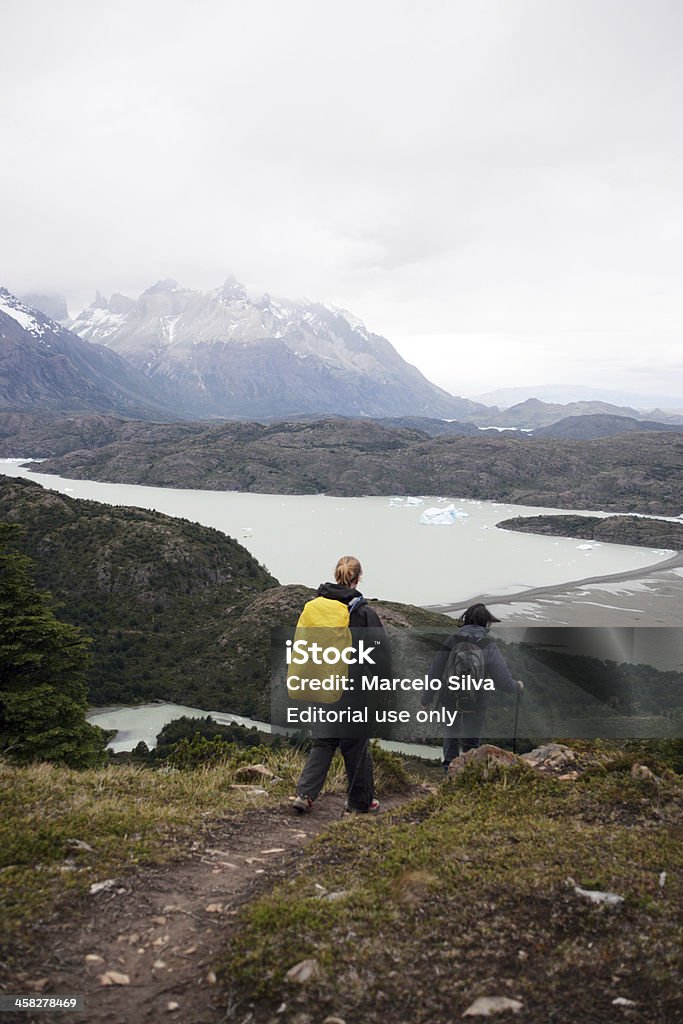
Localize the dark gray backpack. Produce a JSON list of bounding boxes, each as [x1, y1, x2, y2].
[[441, 636, 493, 714]]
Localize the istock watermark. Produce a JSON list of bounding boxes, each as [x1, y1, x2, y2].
[[270, 626, 683, 744], [285, 638, 379, 665]]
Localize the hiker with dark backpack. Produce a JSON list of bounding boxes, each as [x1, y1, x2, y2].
[[290, 556, 390, 814], [422, 603, 523, 773]]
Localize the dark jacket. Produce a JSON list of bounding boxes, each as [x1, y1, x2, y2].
[[316, 582, 391, 679], [422, 624, 519, 709], [317, 582, 383, 629]]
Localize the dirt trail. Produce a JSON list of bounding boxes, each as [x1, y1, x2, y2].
[[7, 793, 412, 1024]]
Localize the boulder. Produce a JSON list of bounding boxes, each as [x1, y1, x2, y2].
[[447, 744, 518, 779], [233, 763, 276, 780], [521, 743, 576, 772]]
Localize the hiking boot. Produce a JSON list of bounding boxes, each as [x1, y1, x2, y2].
[[292, 794, 313, 814], [345, 798, 380, 814]]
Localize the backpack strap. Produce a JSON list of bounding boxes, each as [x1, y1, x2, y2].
[[348, 595, 365, 615]]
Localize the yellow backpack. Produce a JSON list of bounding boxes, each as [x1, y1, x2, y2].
[[287, 596, 356, 704]]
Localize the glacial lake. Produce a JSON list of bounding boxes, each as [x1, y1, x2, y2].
[[1, 459, 674, 606], [86, 701, 443, 759]]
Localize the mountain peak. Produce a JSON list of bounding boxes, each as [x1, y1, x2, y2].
[[67, 278, 479, 419], [0, 288, 53, 339], [218, 275, 247, 301], [0, 287, 173, 418], [143, 279, 184, 296]]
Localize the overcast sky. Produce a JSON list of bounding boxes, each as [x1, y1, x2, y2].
[[1, 0, 681, 399]]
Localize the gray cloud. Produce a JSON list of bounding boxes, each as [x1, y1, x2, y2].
[[1, 0, 681, 398]]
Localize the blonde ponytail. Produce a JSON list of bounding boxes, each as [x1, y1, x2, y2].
[[335, 555, 362, 588]]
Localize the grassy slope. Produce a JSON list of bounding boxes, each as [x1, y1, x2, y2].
[[0, 744, 411, 954], [0, 755, 280, 952], [2, 747, 681, 1021], [222, 756, 683, 1023]]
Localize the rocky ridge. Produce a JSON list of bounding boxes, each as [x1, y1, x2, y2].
[[19, 418, 683, 516], [497, 513, 683, 550]]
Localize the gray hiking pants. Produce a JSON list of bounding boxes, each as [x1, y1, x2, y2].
[[296, 737, 374, 811]]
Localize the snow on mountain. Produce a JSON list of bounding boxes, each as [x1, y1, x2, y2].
[[69, 277, 482, 419], [0, 290, 61, 342], [0, 288, 175, 419]]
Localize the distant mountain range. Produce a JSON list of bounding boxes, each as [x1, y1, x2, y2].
[[381, 413, 683, 439], [67, 277, 483, 420], [533, 413, 683, 439], [6, 283, 683, 428], [3, 410, 683, 472], [472, 383, 683, 412], [0, 289, 174, 419], [18, 292, 69, 323], [464, 396, 683, 429]]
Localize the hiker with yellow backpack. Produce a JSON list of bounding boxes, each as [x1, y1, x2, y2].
[[290, 555, 390, 815]]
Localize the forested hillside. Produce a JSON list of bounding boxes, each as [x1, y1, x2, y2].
[[0, 476, 277, 712], [0, 476, 454, 715]]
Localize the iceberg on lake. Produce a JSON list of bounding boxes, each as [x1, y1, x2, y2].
[[420, 504, 469, 526]]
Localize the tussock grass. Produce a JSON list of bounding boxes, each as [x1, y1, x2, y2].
[[0, 755, 288, 947]]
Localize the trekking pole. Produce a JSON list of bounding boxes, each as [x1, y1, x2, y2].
[[512, 685, 522, 755]]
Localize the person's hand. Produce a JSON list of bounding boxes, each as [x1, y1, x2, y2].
[[516, 679, 524, 695]]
